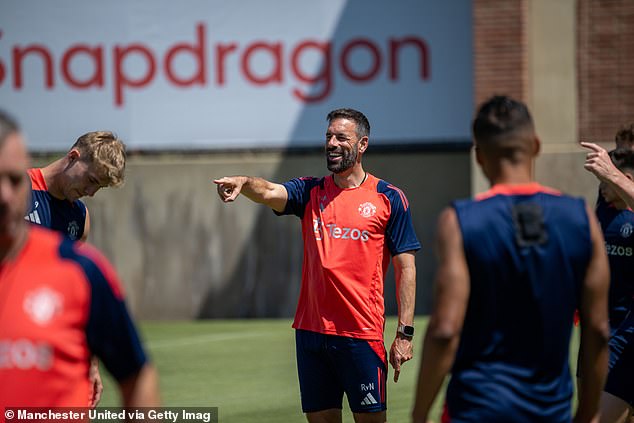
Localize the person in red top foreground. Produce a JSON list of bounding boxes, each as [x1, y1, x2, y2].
[[0, 109, 160, 412]]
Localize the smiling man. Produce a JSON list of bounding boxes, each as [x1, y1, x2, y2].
[[214, 108, 420, 423], [25, 131, 126, 242]]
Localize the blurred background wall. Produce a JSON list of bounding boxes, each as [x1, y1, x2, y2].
[[12, 0, 634, 318]]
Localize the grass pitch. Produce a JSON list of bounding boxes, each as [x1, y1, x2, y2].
[[99, 317, 581, 422]]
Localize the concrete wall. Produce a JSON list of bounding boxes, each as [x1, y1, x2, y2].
[[67, 150, 471, 319], [473, 0, 602, 203], [528, 0, 603, 202], [33, 0, 624, 320]]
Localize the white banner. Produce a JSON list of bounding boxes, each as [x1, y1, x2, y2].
[[0, 0, 473, 151]]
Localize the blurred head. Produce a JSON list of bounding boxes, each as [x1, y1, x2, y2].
[[600, 148, 634, 207], [60, 131, 126, 201], [473, 96, 539, 175], [614, 123, 634, 150], [325, 108, 370, 173], [0, 110, 30, 245]]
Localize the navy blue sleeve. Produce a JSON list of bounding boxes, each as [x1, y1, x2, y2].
[[275, 176, 322, 219], [59, 239, 148, 382], [378, 181, 421, 255], [26, 182, 34, 214]]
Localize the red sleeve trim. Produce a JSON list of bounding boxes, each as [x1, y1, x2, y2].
[[475, 182, 561, 201], [28, 168, 48, 190]]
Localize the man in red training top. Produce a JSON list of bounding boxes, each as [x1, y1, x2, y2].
[[215, 108, 420, 423], [0, 109, 160, 411]]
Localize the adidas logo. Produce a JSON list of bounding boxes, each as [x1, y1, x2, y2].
[[25, 209, 41, 225], [360, 392, 378, 406]]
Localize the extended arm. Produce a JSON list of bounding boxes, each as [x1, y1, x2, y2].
[[582, 142, 634, 209], [214, 176, 288, 213], [88, 356, 103, 407], [118, 363, 160, 407], [412, 207, 469, 423], [389, 251, 416, 382], [574, 204, 610, 423]]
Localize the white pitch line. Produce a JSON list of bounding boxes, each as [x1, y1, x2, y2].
[[146, 330, 280, 350]]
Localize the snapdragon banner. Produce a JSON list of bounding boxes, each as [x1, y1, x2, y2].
[[0, 0, 472, 151]]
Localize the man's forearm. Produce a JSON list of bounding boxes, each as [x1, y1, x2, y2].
[[412, 324, 459, 422], [607, 172, 634, 210], [120, 364, 160, 407], [394, 254, 416, 326], [238, 177, 274, 203], [218, 175, 287, 212]]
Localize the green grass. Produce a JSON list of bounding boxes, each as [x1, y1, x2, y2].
[[99, 317, 581, 423]]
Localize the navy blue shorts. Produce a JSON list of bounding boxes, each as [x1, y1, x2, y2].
[[605, 308, 634, 407], [295, 329, 387, 413]]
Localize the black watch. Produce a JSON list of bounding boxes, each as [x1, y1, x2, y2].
[[397, 324, 414, 337]]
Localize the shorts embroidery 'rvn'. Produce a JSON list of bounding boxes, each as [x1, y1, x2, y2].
[[295, 330, 387, 413]]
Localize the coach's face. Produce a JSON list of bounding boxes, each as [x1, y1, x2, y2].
[[0, 132, 30, 242], [325, 118, 366, 173]]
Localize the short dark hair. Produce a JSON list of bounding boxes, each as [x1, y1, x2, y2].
[[615, 123, 634, 147], [472, 95, 536, 160], [609, 148, 634, 172], [0, 110, 20, 147], [327, 108, 370, 139]]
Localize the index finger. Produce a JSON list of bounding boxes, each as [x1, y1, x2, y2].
[[212, 178, 228, 185], [393, 368, 400, 383], [580, 141, 604, 153]]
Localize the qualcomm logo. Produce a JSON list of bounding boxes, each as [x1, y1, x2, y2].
[[313, 219, 369, 242]]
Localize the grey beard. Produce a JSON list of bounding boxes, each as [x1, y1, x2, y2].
[[326, 149, 357, 173]]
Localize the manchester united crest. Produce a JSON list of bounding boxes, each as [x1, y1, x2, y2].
[[23, 286, 63, 325], [67, 221, 80, 240], [358, 202, 376, 218]]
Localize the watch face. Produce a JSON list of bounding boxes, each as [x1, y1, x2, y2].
[[401, 325, 414, 336]]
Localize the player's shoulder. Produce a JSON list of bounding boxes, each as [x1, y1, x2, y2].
[[27, 168, 47, 190], [73, 198, 88, 211], [55, 235, 124, 299], [26, 227, 123, 298], [285, 175, 326, 194], [374, 176, 411, 209], [374, 175, 403, 193], [291, 175, 325, 185], [28, 225, 64, 249]]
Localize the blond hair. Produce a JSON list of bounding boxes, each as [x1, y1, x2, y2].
[[72, 131, 126, 187]]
